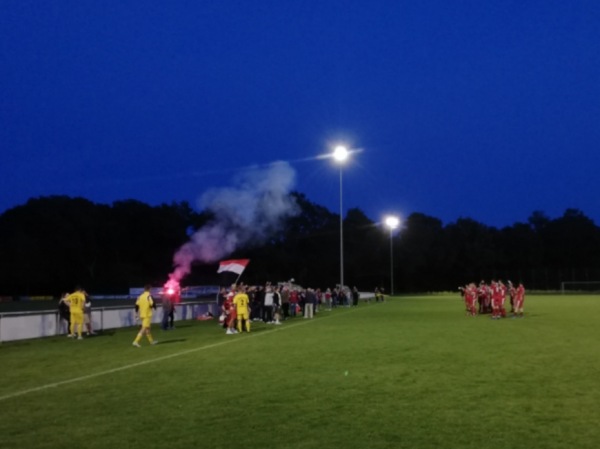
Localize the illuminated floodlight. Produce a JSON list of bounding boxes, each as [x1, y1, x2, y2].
[[385, 215, 400, 230], [332, 145, 349, 163], [330, 143, 352, 291], [384, 214, 401, 296]]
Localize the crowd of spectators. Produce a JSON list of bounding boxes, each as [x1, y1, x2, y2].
[[218, 283, 367, 327]]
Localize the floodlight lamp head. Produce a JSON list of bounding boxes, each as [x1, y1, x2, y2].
[[385, 216, 400, 230], [332, 145, 349, 163]]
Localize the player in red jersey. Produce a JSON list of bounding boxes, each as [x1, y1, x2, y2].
[[477, 281, 488, 314], [484, 282, 492, 313], [498, 281, 508, 318], [490, 281, 503, 319], [513, 283, 526, 318], [222, 288, 237, 335], [465, 283, 478, 316], [507, 281, 516, 313]]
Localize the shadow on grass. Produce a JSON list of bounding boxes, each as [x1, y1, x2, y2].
[[162, 323, 195, 329], [227, 327, 275, 334], [155, 338, 187, 345], [86, 330, 117, 337]]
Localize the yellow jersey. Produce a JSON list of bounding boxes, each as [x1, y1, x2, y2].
[[136, 292, 154, 318], [66, 291, 86, 314], [233, 293, 249, 313]]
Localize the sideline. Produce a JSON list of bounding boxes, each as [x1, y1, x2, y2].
[[0, 305, 367, 402]]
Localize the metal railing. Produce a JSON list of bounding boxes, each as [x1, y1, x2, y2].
[[0, 300, 220, 343]]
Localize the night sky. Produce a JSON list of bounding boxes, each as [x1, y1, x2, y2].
[[2, 1, 599, 228]]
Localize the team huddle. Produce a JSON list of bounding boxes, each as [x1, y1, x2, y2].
[[460, 280, 525, 318]]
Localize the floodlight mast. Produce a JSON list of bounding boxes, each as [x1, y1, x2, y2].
[[332, 145, 350, 291], [384, 215, 400, 295]]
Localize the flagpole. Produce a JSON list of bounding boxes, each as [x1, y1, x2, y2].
[[234, 272, 243, 285]]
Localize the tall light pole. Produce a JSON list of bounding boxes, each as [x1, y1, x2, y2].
[[384, 215, 400, 295], [333, 145, 350, 290]]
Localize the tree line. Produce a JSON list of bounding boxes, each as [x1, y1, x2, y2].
[[1, 195, 599, 296]]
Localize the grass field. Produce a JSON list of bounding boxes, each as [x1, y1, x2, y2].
[[1, 294, 599, 449]]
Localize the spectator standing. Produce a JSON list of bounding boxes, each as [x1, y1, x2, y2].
[[251, 286, 262, 321], [352, 287, 360, 307], [289, 289, 299, 317], [272, 286, 282, 325], [304, 288, 316, 319], [263, 286, 274, 323], [339, 288, 349, 307], [315, 288, 322, 313], [161, 294, 173, 330], [58, 292, 71, 335], [83, 293, 96, 335], [324, 288, 332, 310], [280, 287, 290, 320], [331, 288, 339, 308], [168, 288, 179, 329]]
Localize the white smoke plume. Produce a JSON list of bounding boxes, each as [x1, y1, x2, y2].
[[168, 161, 299, 284]]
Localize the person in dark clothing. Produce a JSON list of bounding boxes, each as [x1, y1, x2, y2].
[[254, 286, 265, 321], [352, 287, 360, 306], [280, 287, 290, 320], [58, 292, 71, 335], [161, 294, 173, 330], [272, 286, 282, 324]]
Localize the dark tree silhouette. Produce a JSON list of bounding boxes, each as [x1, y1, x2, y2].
[[1, 194, 600, 295]]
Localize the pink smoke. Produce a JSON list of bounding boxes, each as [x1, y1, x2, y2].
[[166, 161, 298, 286]]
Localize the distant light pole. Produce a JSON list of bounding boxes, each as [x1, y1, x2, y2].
[[384, 215, 400, 295], [332, 145, 350, 290]]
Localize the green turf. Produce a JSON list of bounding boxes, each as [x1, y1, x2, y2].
[[1, 295, 599, 449]]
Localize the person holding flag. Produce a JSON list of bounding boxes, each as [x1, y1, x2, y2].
[[223, 286, 238, 335]]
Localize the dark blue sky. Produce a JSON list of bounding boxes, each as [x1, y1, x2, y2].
[[2, 1, 599, 228]]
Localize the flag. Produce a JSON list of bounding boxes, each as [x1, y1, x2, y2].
[[217, 259, 250, 275]]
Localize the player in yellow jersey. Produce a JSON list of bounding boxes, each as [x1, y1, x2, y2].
[[133, 285, 158, 347], [233, 285, 251, 333], [66, 286, 86, 339]]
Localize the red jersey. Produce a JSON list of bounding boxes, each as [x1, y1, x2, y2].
[[491, 283, 504, 306], [465, 286, 477, 305], [515, 285, 525, 303], [477, 285, 488, 300], [289, 290, 299, 304], [222, 295, 237, 324]]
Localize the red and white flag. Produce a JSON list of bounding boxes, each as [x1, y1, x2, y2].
[[217, 259, 250, 275]]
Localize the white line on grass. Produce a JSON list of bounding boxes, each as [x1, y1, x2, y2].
[[0, 306, 365, 402]]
